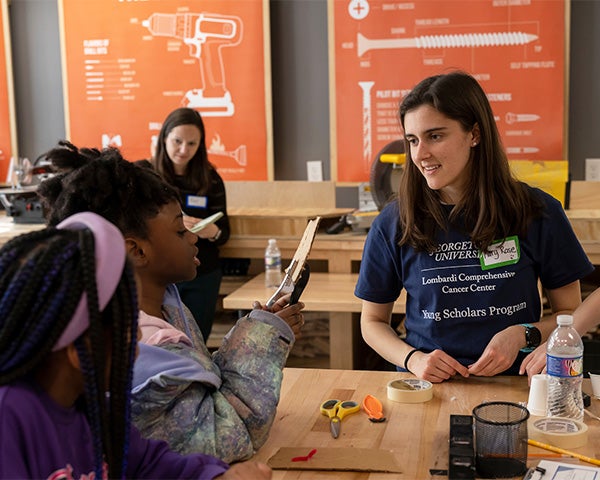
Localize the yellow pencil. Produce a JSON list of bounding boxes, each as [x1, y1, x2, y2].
[[527, 439, 600, 467]]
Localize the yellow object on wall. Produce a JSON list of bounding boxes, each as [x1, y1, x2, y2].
[[509, 160, 569, 206]]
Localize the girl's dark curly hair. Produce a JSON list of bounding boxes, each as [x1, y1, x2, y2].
[[37, 140, 181, 238], [0, 227, 139, 479]]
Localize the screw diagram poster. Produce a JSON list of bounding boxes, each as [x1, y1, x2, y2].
[[0, 0, 16, 182], [329, 0, 567, 184], [59, 0, 272, 180]]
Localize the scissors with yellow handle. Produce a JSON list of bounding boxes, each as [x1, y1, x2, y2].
[[320, 399, 360, 439]]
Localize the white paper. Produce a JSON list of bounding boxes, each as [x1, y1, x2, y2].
[[534, 460, 600, 479]]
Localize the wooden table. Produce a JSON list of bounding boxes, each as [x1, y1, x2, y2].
[[221, 232, 370, 369], [221, 231, 368, 274], [254, 368, 600, 479], [222, 273, 407, 370], [0, 213, 45, 245]]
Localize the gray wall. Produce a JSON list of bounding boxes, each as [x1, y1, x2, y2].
[[568, 0, 600, 181], [9, 0, 600, 203], [10, 0, 64, 162]]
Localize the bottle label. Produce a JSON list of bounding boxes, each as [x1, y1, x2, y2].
[[546, 354, 583, 377], [265, 256, 281, 268]]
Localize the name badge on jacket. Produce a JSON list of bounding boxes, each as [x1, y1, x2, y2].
[[479, 236, 520, 270], [186, 195, 207, 209]]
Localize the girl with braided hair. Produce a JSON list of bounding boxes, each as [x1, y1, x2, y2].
[[0, 212, 271, 479], [37, 141, 305, 463]]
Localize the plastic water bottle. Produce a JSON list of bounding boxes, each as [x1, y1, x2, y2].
[[264, 238, 282, 288], [546, 314, 584, 421]]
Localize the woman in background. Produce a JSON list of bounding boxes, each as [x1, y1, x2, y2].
[[153, 107, 230, 340]]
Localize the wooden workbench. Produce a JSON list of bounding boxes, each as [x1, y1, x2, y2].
[[254, 368, 600, 479]]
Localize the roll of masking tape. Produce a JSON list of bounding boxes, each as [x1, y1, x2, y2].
[[528, 417, 588, 449], [387, 378, 433, 403]]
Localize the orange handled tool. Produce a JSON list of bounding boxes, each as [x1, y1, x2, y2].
[[362, 394, 386, 422]]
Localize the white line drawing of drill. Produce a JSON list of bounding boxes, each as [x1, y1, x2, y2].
[[142, 12, 243, 117], [358, 81, 375, 172], [208, 134, 247, 166], [357, 31, 538, 57], [505, 112, 541, 124]]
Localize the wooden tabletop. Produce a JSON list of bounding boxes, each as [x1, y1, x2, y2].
[[222, 272, 407, 313], [254, 368, 600, 479], [0, 213, 44, 245]]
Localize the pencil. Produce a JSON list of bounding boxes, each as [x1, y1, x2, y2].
[[527, 453, 566, 458], [527, 439, 600, 467]]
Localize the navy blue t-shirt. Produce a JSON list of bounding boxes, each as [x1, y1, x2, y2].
[[355, 188, 594, 371]]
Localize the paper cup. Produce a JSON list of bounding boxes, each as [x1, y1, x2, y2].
[[589, 372, 600, 399], [527, 373, 548, 417]]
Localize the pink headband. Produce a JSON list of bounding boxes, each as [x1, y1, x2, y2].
[[52, 212, 126, 351]]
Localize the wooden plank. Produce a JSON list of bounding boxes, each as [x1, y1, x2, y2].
[[227, 208, 349, 237], [569, 180, 600, 209], [224, 180, 349, 236], [225, 181, 337, 209]]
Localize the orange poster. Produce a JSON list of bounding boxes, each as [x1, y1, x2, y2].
[[0, 0, 16, 182], [59, 0, 272, 180], [329, 0, 566, 183]]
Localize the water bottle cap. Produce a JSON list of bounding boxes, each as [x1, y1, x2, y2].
[[268, 238, 276, 244], [556, 314, 574, 326]]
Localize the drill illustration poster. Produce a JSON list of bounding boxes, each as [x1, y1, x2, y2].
[[59, 0, 272, 180], [0, 0, 16, 181], [330, 0, 567, 183]]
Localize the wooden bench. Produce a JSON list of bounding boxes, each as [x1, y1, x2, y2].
[[222, 272, 407, 369]]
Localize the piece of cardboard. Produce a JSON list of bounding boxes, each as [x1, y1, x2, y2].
[[267, 447, 402, 473]]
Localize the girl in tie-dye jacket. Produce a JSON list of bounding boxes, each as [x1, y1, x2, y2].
[[131, 285, 300, 463], [37, 141, 305, 464]]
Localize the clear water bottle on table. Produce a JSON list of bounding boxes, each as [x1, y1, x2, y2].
[[546, 314, 584, 421], [264, 238, 282, 288]]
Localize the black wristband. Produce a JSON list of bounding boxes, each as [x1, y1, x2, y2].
[[403, 348, 419, 373]]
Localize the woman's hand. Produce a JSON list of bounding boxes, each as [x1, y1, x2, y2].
[[216, 461, 272, 479], [467, 325, 523, 377], [253, 294, 305, 338], [519, 343, 547, 383], [408, 349, 469, 383]]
